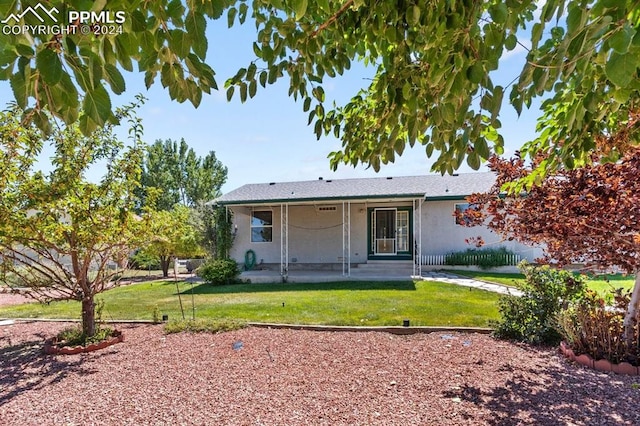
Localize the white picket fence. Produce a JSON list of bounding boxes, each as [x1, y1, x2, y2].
[[421, 252, 521, 266]]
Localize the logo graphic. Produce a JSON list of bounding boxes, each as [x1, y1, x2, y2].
[[1, 3, 59, 24]]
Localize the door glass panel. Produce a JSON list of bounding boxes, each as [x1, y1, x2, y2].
[[374, 210, 396, 254], [397, 211, 409, 252]]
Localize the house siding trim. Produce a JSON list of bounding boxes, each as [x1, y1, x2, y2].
[[217, 194, 426, 206]]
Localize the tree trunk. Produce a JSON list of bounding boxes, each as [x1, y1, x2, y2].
[[160, 256, 170, 277], [623, 272, 640, 348], [82, 296, 96, 337]]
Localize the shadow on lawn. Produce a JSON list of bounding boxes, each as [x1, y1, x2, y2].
[[178, 280, 417, 295], [443, 350, 640, 425], [0, 334, 105, 406]]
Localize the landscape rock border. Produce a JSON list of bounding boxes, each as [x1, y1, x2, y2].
[[43, 330, 124, 355], [559, 341, 639, 376]]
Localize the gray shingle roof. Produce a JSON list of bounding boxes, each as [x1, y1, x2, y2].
[[216, 172, 496, 205]]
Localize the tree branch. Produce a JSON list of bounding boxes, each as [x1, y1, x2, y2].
[[311, 0, 354, 38]]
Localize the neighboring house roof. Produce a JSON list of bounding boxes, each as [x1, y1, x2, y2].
[[215, 172, 496, 205]]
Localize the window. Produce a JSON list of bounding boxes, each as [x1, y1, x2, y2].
[[454, 203, 475, 225], [251, 211, 273, 242]]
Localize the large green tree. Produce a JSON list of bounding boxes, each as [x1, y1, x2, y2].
[[136, 138, 227, 210], [1, 1, 638, 177], [138, 205, 205, 277], [0, 101, 146, 337]]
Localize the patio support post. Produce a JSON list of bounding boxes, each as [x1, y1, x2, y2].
[[413, 198, 423, 277], [280, 203, 289, 280], [342, 201, 351, 277]]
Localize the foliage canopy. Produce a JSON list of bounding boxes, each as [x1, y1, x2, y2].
[[137, 138, 227, 210], [1, 1, 638, 177], [0, 100, 146, 337]]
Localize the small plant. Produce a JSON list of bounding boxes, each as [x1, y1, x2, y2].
[[152, 304, 161, 323], [55, 325, 114, 347], [492, 262, 586, 345], [557, 288, 639, 365], [164, 318, 247, 334], [444, 247, 519, 269], [196, 258, 240, 285], [95, 299, 105, 324]]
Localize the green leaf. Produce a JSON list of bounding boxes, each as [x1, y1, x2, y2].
[[0, 48, 17, 66], [239, 2, 249, 24], [169, 30, 189, 59], [317, 0, 330, 12], [609, 25, 635, 54], [531, 23, 543, 47], [605, 52, 638, 88], [247, 63, 257, 80], [292, 0, 308, 19], [407, 5, 420, 25], [104, 64, 126, 94], [36, 49, 62, 85], [10, 72, 27, 109], [32, 109, 52, 135], [186, 13, 208, 59], [83, 85, 112, 124], [227, 7, 237, 27], [249, 79, 257, 98], [505, 34, 517, 51], [488, 3, 508, 24], [466, 151, 480, 169], [466, 63, 484, 84], [114, 34, 134, 71], [15, 44, 34, 58], [475, 136, 491, 158], [565, 4, 584, 34], [226, 86, 234, 101], [130, 10, 147, 32], [259, 70, 267, 87]]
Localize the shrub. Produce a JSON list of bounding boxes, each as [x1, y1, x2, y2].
[[185, 259, 205, 273], [492, 262, 586, 345], [444, 247, 519, 269], [55, 325, 114, 347], [557, 288, 639, 365], [196, 258, 240, 285], [164, 318, 247, 334], [129, 250, 160, 270]]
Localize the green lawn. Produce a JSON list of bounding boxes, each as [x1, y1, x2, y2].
[[0, 280, 500, 327], [444, 270, 635, 294]]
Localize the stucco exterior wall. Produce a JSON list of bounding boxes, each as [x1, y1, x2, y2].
[[229, 203, 369, 267], [228, 199, 541, 267], [418, 200, 541, 262]]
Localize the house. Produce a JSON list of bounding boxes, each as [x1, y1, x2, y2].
[[215, 172, 540, 279]]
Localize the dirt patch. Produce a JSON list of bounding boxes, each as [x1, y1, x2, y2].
[[1, 321, 639, 425]]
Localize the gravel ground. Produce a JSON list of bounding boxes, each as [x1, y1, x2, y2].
[[1, 321, 639, 426], [0, 291, 33, 306]]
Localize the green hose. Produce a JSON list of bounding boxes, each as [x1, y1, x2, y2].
[[244, 249, 257, 270]]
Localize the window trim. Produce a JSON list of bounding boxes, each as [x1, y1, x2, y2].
[[454, 202, 474, 226], [250, 210, 273, 243]]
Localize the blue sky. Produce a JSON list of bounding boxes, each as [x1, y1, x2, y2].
[[1, 15, 542, 194]]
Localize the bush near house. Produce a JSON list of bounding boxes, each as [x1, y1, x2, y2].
[[445, 247, 519, 269], [197, 259, 240, 285], [492, 262, 585, 345], [558, 288, 640, 365]]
